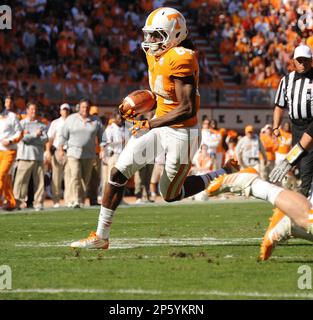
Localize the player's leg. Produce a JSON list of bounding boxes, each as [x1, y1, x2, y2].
[[208, 169, 313, 229], [182, 158, 239, 199], [205, 169, 313, 259], [71, 129, 162, 249], [259, 207, 313, 261], [257, 186, 313, 261], [159, 127, 238, 202]]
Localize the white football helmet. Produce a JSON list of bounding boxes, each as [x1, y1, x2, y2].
[[142, 7, 188, 56]]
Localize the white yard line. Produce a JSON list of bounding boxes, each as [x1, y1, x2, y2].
[[0, 198, 264, 215], [15, 237, 262, 249], [0, 288, 312, 299]]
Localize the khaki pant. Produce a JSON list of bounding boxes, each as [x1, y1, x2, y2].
[[101, 154, 120, 195], [51, 153, 70, 203], [13, 160, 45, 207], [66, 157, 95, 204]]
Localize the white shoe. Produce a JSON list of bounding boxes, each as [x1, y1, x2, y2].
[[72, 202, 80, 208], [53, 203, 60, 208], [70, 232, 109, 249], [207, 168, 259, 197], [34, 205, 44, 211], [194, 191, 209, 201]]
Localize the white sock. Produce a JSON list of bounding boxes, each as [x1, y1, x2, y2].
[[200, 168, 227, 188], [250, 179, 283, 205], [307, 214, 313, 235], [96, 206, 115, 239]]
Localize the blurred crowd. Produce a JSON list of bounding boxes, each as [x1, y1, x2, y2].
[[2, 0, 313, 106], [187, 0, 313, 87], [1, 0, 166, 104]]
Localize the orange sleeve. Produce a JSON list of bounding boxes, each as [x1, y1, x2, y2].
[[169, 49, 196, 78]]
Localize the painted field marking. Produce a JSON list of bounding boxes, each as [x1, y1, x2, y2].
[[15, 237, 262, 249], [0, 288, 312, 299]]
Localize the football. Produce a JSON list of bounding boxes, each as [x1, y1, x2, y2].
[[120, 89, 156, 120]]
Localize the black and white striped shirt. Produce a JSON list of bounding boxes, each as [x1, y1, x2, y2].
[[275, 69, 313, 120]]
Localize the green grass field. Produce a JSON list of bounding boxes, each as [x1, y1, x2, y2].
[[0, 200, 313, 300]]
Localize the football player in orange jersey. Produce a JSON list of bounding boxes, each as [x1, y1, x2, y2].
[[71, 7, 238, 249]]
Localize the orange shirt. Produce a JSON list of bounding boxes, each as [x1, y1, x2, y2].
[[260, 133, 278, 161], [196, 153, 213, 171], [277, 129, 292, 154], [307, 36, 313, 52], [140, 0, 153, 12], [217, 128, 226, 153], [146, 46, 200, 128], [56, 38, 69, 58]]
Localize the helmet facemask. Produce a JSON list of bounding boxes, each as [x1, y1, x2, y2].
[[141, 29, 170, 56]]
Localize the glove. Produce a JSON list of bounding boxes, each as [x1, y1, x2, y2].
[[269, 142, 306, 183], [118, 104, 138, 121], [130, 120, 150, 136], [269, 159, 292, 183]]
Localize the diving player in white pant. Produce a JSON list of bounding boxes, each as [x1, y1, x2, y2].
[[207, 167, 313, 261], [70, 7, 238, 249]]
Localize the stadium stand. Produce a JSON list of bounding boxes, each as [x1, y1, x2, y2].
[[1, 0, 313, 109]]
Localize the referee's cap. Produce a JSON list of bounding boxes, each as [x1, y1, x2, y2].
[[293, 45, 312, 59]]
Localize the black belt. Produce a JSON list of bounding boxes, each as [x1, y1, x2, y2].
[[291, 118, 313, 126]]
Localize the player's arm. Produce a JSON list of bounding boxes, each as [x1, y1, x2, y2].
[[148, 75, 196, 129], [272, 105, 285, 137], [269, 123, 313, 183]]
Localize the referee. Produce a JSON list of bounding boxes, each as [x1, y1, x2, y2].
[[272, 44, 313, 196]]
